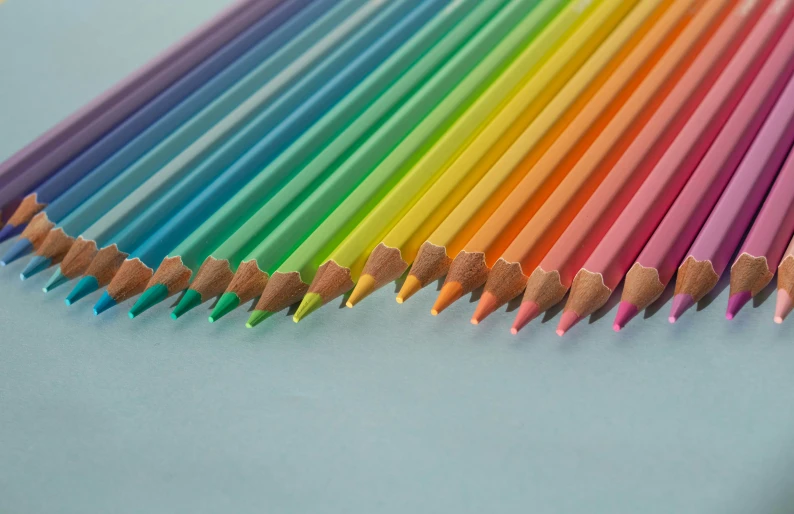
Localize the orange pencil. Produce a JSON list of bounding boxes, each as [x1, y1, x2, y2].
[[510, 0, 754, 334], [467, 0, 700, 323]]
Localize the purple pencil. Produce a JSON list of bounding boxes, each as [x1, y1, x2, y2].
[[0, 0, 281, 208], [727, 145, 794, 320], [670, 70, 794, 322]]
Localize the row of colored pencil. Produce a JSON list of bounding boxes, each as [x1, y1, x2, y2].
[[2, 0, 794, 335]]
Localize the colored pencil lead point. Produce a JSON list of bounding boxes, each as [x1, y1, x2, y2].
[[556, 310, 581, 336], [171, 289, 202, 320], [471, 292, 499, 325], [668, 294, 695, 323], [294, 293, 323, 323], [613, 301, 639, 332], [209, 292, 241, 323], [129, 284, 168, 319], [93, 292, 117, 316], [20, 256, 52, 280], [774, 289, 792, 324], [396, 275, 422, 304], [0, 224, 16, 244], [432, 282, 462, 316], [511, 301, 540, 335], [246, 310, 273, 329], [66, 276, 100, 305], [347, 274, 376, 308], [0, 238, 33, 266], [43, 269, 69, 293], [726, 291, 752, 320]]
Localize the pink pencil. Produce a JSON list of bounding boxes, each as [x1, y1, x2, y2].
[[614, 14, 794, 330], [670, 71, 794, 322], [0, 0, 277, 204], [728, 147, 794, 320], [558, 0, 794, 336]]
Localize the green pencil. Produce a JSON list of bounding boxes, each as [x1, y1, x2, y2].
[[247, 0, 570, 328]]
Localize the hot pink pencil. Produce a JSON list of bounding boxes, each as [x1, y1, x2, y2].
[[0, 0, 277, 205], [614, 15, 794, 330], [670, 71, 794, 322], [558, 0, 794, 336], [728, 147, 794, 320]]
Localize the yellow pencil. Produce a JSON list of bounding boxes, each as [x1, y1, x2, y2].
[[294, 0, 640, 321]]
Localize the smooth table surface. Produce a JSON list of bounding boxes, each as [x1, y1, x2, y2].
[[1, 1, 794, 513]]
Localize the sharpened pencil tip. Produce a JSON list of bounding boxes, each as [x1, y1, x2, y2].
[[471, 292, 499, 325], [347, 274, 375, 308], [395, 296, 404, 304], [294, 293, 322, 323], [129, 284, 168, 319], [556, 310, 581, 336], [43, 268, 69, 293], [245, 323, 253, 329], [470, 318, 479, 325], [172, 289, 202, 319], [0, 238, 33, 266], [511, 301, 540, 335], [246, 310, 272, 329], [21, 256, 52, 280], [432, 282, 463, 317], [209, 293, 241, 324], [430, 309, 438, 316], [66, 276, 100, 306], [775, 289, 793, 324], [726, 291, 751, 320], [93, 292, 117, 316], [0, 223, 19, 244], [345, 301, 353, 309], [613, 302, 638, 332], [669, 294, 695, 323], [510, 327, 518, 335], [397, 275, 422, 304]]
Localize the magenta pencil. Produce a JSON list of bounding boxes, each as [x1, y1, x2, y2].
[[557, 0, 794, 336], [615, 14, 794, 329], [728, 148, 794, 320], [0, 0, 280, 207], [670, 71, 794, 322]]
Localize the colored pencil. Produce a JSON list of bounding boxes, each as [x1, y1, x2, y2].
[[247, 0, 567, 327], [615, 17, 794, 329], [472, 0, 698, 323], [166, 0, 505, 319], [670, 72, 794, 322], [296, 0, 626, 322], [559, 0, 793, 336], [430, 0, 658, 317], [510, 0, 753, 334], [0, 0, 286, 212], [91, 0, 440, 316], [729, 148, 794, 320], [0, 0, 322, 241], [4, 0, 377, 265], [352, 0, 665, 310]]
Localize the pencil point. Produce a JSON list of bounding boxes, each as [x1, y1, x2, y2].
[[471, 292, 499, 325], [0, 223, 19, 244], [20, 256, 51, 280], [774, 289, 792, 324], [556, 310, 581, 336], [432, 282, 463, 316], [669, 294, 694, 323], [129, 284, 168, 319], [171, 289, 202, 319], [511, 301, 540, 335], [43, 268, 69, 293], [0, 238, 33, 266], [93, 292, 117, 316], [613, 301, 639, 332], [347, 274, 376, 308], [208, 292, 241, 323], [66, 276, 100, 305], [397, 275, 422, 304], [246, 310, 273, 329], [294, 293, 323, 323], [726, 291, 751, 320]]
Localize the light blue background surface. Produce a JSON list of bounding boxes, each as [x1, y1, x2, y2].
[[2, 1, 794, 512]]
